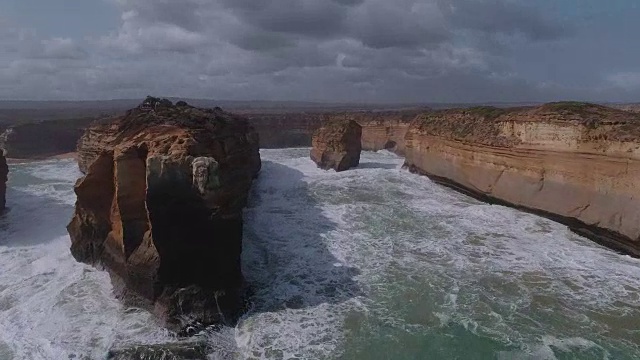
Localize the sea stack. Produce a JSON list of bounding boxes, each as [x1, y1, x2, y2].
[[404, 102, 640, 256], [331, 111, 420, 155], [67, 97, 261, 332], [310, 119, 362, 172], [0, 149, 7, 211]]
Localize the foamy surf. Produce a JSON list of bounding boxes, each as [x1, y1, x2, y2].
[[239, 149, 640, 359], [0, 159, 173, 360], [1, 150, 639, 359]]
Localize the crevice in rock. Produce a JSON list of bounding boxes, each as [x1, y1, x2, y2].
[[116, 145, 150, 260], [69, 152, 115, 263]]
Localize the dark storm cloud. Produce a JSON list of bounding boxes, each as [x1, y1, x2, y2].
[[1, 0, 639, 101], [113, 0, 209, 31], [443, 0, 570, 41], [217, 0, 452, 49], [332, 0, 366, 5], [347, 1, 450, 49], [228, 30, 296, 52], [220, 0, 350, 39]]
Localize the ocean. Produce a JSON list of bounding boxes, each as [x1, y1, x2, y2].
[[0, 148, 639, 359]]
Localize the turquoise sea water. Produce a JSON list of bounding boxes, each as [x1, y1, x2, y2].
[[0, 149, 639, 359]]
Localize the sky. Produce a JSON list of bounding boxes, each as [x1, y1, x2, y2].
[[0, 0, 639, 103]]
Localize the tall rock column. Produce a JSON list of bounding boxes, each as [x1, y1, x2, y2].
[[67, 98, 261, 332], [0, 150, 7, 211], [310, 120, 362, 172]]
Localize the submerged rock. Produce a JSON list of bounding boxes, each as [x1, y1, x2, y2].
[[0, 149, 6, 210], [68, 97, 261, 331], [310, 119, 362, 172]]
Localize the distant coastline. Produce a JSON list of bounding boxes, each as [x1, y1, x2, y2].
[[7, 152, 77, 164]]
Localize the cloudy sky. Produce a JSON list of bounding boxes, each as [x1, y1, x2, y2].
[[1, 0, 639, 102]]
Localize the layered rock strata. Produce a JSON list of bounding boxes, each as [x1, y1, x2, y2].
[[311, 119, 362, 171], [404, 103, 640, 256], [0, 149, 6, 210], [245, 113, 323, 148], [245, 110, 421, 151], [327, 111, 421, 154], [0, 110, 419, 161], [68, 98, 261, 331]]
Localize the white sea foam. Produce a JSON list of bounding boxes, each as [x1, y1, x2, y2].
[[2, 149, 640, 359], [0, 159, 172, 360], [237, 148, 640, 359]]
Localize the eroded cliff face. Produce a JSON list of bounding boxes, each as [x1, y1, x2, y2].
[[0, 150, 7, 211], [311, 120, 362, 171], [68, 99, 261, 331], [326, 111, 421, 155], [405, 103, 640, 256], [244, 110, 420, 151], [245, 113, 323, 148]]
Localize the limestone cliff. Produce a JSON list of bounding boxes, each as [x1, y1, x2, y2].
[[404, 102, 640, 256], [0, 149, 7, 211], [245, 113, 323, 148], [311, 119, 362, 171], [325, 111, 421, 154], [0, 109, 419, 161], [245, 110, 420, 151], [68, 98, 261, 331]]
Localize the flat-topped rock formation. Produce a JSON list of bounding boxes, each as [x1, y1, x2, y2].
[[311, 119, 362, 171], [0, 149, 6, 211], [68, 97, 261, 331], [404, 102, 640, 256]]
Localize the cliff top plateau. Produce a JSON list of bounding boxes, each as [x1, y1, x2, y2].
[[413, 102, 640, 148]]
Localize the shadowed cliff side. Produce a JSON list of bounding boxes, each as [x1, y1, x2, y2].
[[0, 118, 94, 159], [0, 150, 6, 211], [245, 113, 324, 148], [68, 97, 261, 333], [0, 109, 421, 162], [245, 110, 422, 152], [404, 102, 640, 257]]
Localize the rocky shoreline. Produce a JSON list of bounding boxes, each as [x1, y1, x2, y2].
[[4, 101, 640, 259], [404, 103, 640, 257], [4, 100, 640, 343]]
